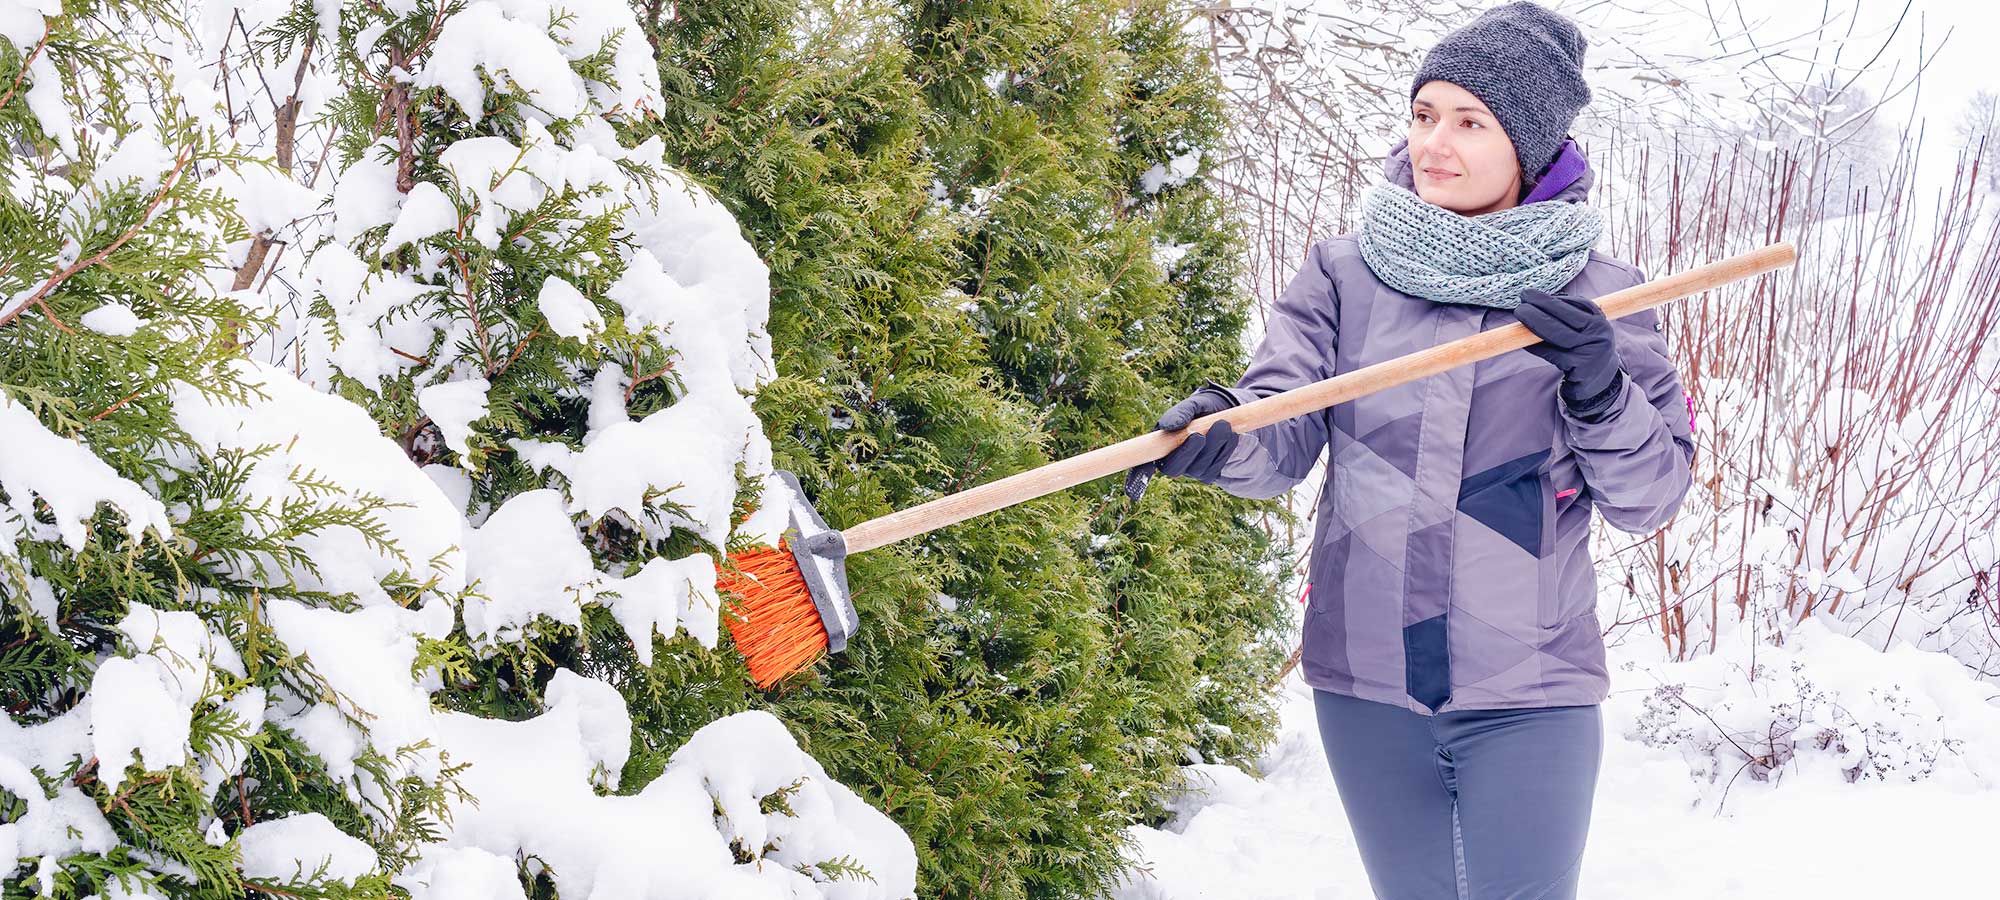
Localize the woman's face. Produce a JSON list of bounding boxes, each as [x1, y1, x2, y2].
[[1408, 80, 1522, 216]]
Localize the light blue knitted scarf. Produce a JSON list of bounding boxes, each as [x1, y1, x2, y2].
[[1356, 182, 1603, 309]]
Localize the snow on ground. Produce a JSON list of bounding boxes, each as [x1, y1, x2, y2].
[[1114, 607, 2000, 899]]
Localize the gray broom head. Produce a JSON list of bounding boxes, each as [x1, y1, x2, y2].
[[769, 469, 858, 652]]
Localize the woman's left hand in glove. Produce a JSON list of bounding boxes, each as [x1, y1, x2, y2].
[[1122, 384, 1240, 502], [1512, 287, 1626, 419]]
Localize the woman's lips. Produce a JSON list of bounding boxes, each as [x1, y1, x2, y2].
[[1422, 168, 1459, 179]]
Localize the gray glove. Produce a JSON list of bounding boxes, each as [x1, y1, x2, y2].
[[1123, 383, 1241, 502]]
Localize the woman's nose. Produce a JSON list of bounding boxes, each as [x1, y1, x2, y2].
[[1421, 128, 1455, 161]]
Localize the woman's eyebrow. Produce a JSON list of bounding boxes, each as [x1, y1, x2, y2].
[[1411, 100, 1491, 114]]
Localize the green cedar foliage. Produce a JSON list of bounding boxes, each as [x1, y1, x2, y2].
[[296, 0, 777, 773], [0, 4, 454, 898], [634, 0, 1293, 895], [6, 0, 924, 893]]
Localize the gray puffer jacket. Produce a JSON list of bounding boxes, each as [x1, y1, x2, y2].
[[1216, 137, 1696, 715]]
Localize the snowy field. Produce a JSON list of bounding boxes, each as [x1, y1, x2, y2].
[[1116, 652, 1998, 898]]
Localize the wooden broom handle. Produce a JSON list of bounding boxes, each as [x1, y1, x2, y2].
[[841, 241, 1796, 554]]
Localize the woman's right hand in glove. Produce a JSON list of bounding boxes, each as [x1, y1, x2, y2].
[[1122, 384, 1241, 502]]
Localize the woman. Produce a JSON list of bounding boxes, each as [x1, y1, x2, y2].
[[1127, 3, 1696, 898]]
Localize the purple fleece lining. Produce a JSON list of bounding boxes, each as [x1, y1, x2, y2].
[[1522, 138, 1585, 204]]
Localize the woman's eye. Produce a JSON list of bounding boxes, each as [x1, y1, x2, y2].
[[1462, 119, 1481, 128]]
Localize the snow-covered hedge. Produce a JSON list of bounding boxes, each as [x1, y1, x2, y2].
[[1, 0, 914, 895]]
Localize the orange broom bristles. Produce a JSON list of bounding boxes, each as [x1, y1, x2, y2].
[[715, 540, 831, 688]]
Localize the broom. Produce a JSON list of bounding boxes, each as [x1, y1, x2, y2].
[[716, 241, 1798, 688]]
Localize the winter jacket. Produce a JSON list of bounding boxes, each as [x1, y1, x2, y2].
[[1214, 137, 1696, 715]]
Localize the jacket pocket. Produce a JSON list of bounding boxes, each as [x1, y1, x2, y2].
[[1537, 467, 1567, 629], [1453, 450, 1552, 638], [1541, 455, 1592, 628]]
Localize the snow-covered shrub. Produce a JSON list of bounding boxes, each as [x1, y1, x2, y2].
[[1614, 617, 2000, 810], [1578, 99, 2000, 800], [3, 0, 915, 896]]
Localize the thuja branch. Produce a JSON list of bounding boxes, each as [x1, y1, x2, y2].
[[489, 328, 539, 378], [625, 360, 675, 404], [0, 28, 50, 112], [0, 145, 197, 330]]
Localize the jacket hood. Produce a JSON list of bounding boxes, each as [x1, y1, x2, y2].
[[1384, 135, 1593, 206]]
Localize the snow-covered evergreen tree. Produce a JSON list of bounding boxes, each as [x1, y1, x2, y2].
[[4, 0, 917, 896], [1, 2, 463, 895], [294, 0, 775, 664], [636, 0, 1290, 895]]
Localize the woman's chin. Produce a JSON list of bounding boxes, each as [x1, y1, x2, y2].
[[1416, 182, 1466, 209], [1416, 182, 1501, 214]]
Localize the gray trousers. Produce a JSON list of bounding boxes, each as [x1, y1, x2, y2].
[[1312, 688, 1603, 900]]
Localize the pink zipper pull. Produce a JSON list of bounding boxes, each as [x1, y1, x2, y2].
[[1556, 487, 1579, 499]]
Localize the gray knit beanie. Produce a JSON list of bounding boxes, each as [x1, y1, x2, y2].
[[1410, 1, 1591, 180]]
